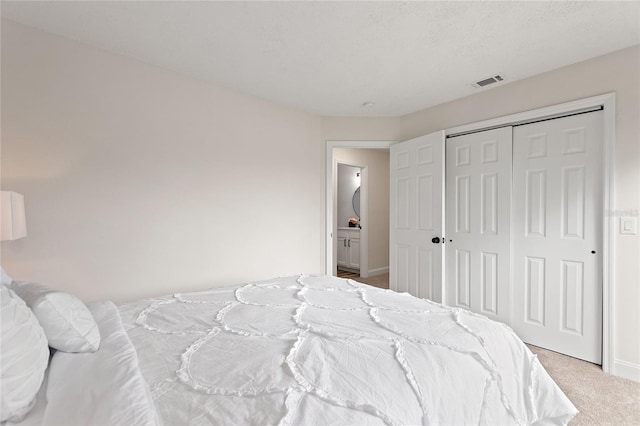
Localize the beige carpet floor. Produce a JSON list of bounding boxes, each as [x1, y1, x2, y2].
[[343, 274, 640, 424], [529, 345, 640, 425]]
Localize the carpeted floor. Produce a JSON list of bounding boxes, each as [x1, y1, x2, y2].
[[342, 273, 640, 424], [528, 345, 640, 425]]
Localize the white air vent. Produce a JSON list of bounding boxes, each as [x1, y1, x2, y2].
[[472, 74, 505, 88]]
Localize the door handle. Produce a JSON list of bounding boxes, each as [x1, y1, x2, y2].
[[344, 239, 347, 247], [348, 239, 351, 247], [431, 237, 441, 244]]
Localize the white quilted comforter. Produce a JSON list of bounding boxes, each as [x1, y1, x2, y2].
[[111, 274, 577, 425]]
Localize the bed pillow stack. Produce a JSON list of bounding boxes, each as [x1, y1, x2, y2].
[[9, 281, 101, 353], [0, 285, 49, 422], [1, 267, 13, 288], [0, 267, 101, 422]]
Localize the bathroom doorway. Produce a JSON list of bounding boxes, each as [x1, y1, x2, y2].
[[326, 141, 392, 287], [336, 163, 363, 276]]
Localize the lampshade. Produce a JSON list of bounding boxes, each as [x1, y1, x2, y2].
[[1, 191, 27, 241]]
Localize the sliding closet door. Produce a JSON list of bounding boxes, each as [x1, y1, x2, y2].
[[445, 127, 512, 324], [390, 131, 445, 301], [512, 111, 603, 364]]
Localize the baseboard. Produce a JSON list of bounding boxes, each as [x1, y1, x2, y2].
[[368, 267, 389, 277], [612, 359, 640, 383]]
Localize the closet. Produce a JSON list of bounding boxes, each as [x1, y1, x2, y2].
[[444, 110, 603, 364]]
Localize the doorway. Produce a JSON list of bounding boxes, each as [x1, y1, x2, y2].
[[326, 141, 393, 285], [336, 163, 362, 275]]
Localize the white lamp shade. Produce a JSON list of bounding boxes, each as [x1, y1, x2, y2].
[[1, 191, 27, 241]]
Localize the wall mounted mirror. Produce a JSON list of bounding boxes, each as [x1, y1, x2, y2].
[[352, 187, 361, 218]]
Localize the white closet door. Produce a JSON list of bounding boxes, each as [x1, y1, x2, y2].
[[512, 111, 603, 364], [445, 127, 512, 324], [390, 131, 445, 301]]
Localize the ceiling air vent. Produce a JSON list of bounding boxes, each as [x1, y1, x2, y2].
[[472, 74, 505, 88]]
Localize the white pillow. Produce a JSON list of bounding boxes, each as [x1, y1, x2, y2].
[[0, 286, 49, 422], [9, 282, 101, 353], [1, 266, 12, 286]]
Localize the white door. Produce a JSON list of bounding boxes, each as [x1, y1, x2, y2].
[[445, 127, 513, 324], [390, 131, 445, 301], [349, 237, 361, 269], [337, 235, 348, 267], [512, 111, 603, 364]]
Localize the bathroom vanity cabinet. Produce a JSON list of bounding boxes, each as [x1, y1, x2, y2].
[[337, 228, 360, 271]]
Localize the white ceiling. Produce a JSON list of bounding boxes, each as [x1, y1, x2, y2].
[[2, 1, 639, 117]]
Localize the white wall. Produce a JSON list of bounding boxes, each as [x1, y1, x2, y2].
[[334, 148, 389, 273], [0, 19, 325, 303], [337, 164, 360, 228], [321, 116, 401, 142], [2, 18, 637, 380]]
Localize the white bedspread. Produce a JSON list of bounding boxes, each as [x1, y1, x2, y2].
[[115, 275, 577, 425], [41, 301, 159, 426]]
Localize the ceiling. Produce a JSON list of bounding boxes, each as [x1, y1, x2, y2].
[[2, 1, 639, 117]]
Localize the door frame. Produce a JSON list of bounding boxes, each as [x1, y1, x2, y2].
[[336, 160, 365, 273], [442, 92, 616, 374], [326, 141, 394, 277]]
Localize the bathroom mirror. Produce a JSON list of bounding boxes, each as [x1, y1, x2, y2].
[[352, 187, 361, 218]]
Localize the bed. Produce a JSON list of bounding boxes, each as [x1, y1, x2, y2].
[[3, 274, 577, 425]]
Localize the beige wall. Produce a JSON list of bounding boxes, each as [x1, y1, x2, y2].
[[400, 45, 640, 377], [334, 148, 389, 273], [321, 116, 401, 142], [1, 20, 325, 302], [1, 19, 637, 379]]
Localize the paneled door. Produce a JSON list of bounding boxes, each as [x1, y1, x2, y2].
[[512, 111, 603, 364], [445, 127, 512, 324], [390, 131, 445, 301]]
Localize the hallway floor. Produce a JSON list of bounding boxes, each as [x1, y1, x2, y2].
[[337, 269, 389, 289]]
